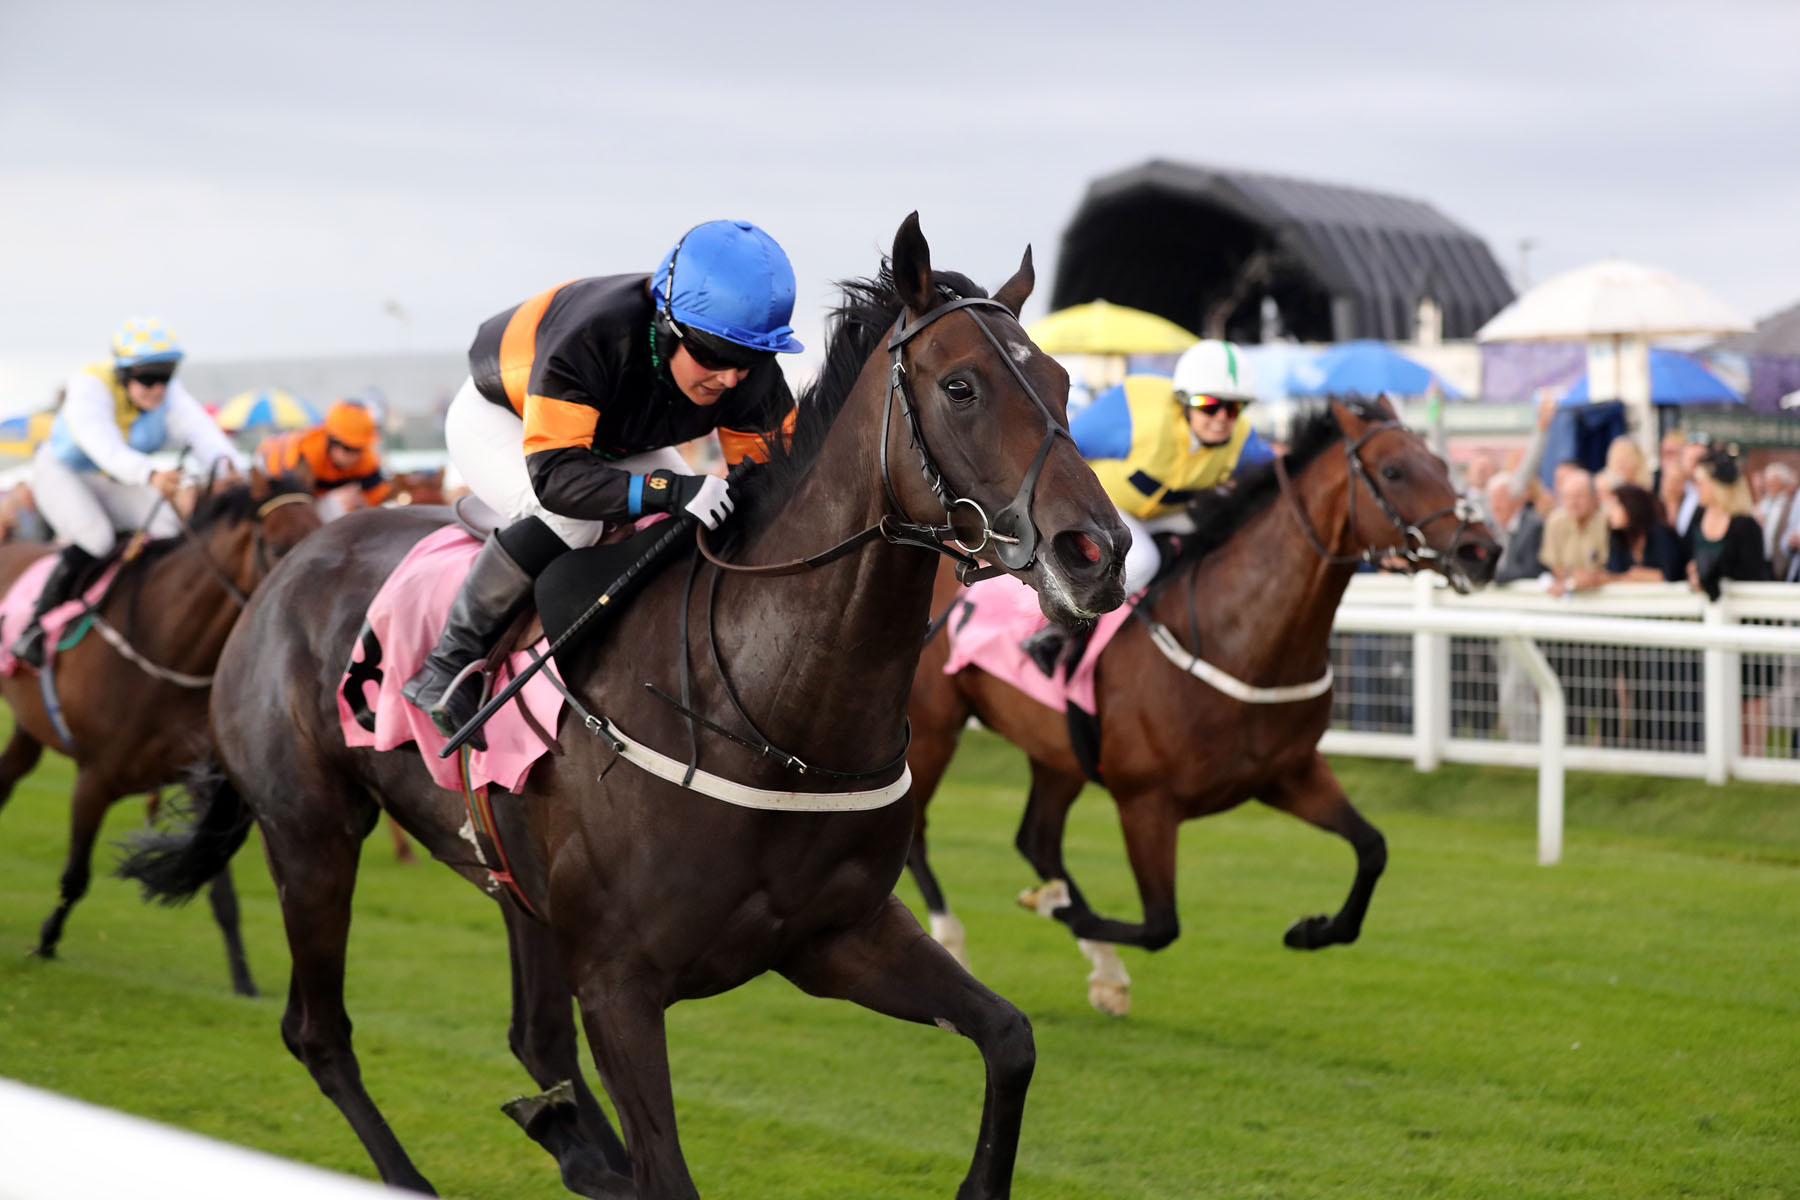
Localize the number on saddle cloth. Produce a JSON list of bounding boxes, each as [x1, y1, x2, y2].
[[533, 520, 692, 670]]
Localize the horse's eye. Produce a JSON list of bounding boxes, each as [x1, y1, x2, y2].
[[1381, 465, 1403, 482], [944, 379, 975, 405]]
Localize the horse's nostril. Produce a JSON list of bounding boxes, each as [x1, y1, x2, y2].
[[1072, 532, 1100, 564]]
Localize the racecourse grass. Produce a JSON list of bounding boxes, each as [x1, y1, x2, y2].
[[2, 724, 1797, 1198]]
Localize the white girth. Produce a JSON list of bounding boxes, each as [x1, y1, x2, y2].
[[1144, 621, 1333, 704]]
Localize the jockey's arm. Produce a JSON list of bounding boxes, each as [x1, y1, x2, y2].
[[357, 473, 393, 507], [521, 388, 641, 522], [164, 383, 248, 475], [61, 372, 158, 485], [1068, 384, 1131, 462], [1233, 428, 1275, 475]]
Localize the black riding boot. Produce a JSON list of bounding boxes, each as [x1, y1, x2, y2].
[[401, 537, 536, 749], [11, 544, 97, 670], [1021, 624, 1068, 678]]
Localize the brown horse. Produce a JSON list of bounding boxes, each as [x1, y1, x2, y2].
[[0, 471, 319, 991], [387, 468, 447, 507], [904, 397, 1499, 1014], [121, 215, 1127, 1198]]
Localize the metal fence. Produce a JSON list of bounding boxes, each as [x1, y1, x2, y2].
[[1322, 575, 1800, 863]]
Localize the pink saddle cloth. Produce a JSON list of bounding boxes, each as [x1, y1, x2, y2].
[[941, 574, 1137, 715], [337, 525, 563, 793], [0, 553, 123, 676]]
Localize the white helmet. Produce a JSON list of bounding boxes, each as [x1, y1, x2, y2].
[[1171, 340, 1255, 406]]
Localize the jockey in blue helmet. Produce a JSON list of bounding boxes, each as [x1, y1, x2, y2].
[[402, 220, 806, 743]]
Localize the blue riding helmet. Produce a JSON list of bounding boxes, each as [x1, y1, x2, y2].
[[110, 316, 185, 369], [651, 220, 805, 355]]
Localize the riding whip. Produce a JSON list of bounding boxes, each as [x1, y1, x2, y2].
[[438, 515, 697, 758]]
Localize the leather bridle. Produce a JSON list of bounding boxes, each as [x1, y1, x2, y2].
[[698, 294, 1069, 581], [1275, 419, 1478, 572]]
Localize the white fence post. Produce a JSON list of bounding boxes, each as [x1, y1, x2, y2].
[[1412, 573, 1445, 770], [1703, 602, 1731, 785], [1502, 635, 1567, 866]]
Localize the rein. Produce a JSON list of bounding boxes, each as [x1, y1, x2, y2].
[[699, 295, 1067, 581], [81, 489, 313, 688], [1275, 420, 1475, 570]]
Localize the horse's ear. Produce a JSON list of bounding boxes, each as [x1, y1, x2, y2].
[[892, 211, 934, 317], [248, 465, 273, 502], [992, 245, 1035, 318], [1370, 393, 1401, 421], [1331, 398, 1374, 441]]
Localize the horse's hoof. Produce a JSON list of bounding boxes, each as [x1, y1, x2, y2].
[[1088, 978, 1131, 1017], [233, 979, 260, 999], [1284, 914, 1332, 950], [29, 944, 55, 960], [1018, 879, 1071, 917]]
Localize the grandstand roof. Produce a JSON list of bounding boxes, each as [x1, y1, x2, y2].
[[1050, 160, 1515, 343]]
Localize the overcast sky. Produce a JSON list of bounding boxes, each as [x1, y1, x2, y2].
[[2, 0, 1796, 412]]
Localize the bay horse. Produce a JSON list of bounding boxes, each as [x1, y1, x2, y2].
[[904, 397, 1499, 1015], [120, 214, 1128, 1199], [0, 470, 319, 992]]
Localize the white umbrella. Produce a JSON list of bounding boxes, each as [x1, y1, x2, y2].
[[1476, 258, 1749, 342]]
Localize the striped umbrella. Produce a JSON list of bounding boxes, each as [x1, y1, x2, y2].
[[0, 409, 58, 459], [214, 389, 321, 433]]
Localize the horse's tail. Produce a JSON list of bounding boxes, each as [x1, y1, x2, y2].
[[116, 759, 253, 906]]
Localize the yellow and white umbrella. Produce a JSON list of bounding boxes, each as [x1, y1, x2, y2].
[[214, 389, 321, 433], [1026, 301, 1198, 355]]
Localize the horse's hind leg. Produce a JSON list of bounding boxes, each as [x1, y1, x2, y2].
[[781, 895, 1033, 1200], [1259, 751, 1387, 951], [0, 725, 44, 816], [34, 769, 114, 958], [265, 806, 436, 1194], [205, 864, 259, 997], [499, 905, 632, 1191], [905, 675, 974, 967]]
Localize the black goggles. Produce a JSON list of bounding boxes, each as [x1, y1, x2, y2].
[[124, 365, 177, 387], [672, 323, 773, 373]]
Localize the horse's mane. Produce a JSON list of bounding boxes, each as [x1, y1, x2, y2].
[[126, 473, 311, 572], [1169, 398, 1385, 565], [719, 263, 990, 547]]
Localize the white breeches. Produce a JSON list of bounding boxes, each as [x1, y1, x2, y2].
[[31, 447, 178, 556], [1116, 506, 1196, 595], [443, 377, 691, 549]]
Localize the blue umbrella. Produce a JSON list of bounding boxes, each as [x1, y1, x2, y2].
[[1559, 348, 1743, 406], [1285, 339, 1462, 399]]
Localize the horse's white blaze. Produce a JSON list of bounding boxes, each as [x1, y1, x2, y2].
[[1007, 340, 1033, 365], [930, 911, 970, 970]]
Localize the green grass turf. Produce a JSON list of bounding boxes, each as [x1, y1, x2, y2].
[[1, 727, 1797, 1198]]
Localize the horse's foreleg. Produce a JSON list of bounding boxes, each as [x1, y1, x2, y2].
[[34, 770, 113, 958], [0, 725, 44, 816], [1259, 751, 1387, 950], [571, 975, 689, 1200], [781, 895, 1033, 1200], [905, 671, 973, 967], [205, 865, 259, 997], [1011, 761, 1092, 913], [500, 905, 632, 1189], [266, 819, 435, 1194]]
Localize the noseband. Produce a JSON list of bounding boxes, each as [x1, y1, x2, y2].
[[1275, 420, 1477, 569], [881, 296, 1069, 579]]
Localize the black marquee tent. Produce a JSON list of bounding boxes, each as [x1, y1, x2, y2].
[[1050, 160, 1515, 344]]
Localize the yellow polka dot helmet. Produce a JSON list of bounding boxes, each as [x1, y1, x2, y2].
[[110, 316, 185, 369]]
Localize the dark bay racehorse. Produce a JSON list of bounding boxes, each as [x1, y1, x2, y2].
[[0, 471, 318, 991], [122, 215, 1127, 1199], [905, 398, 1499, 1014]]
